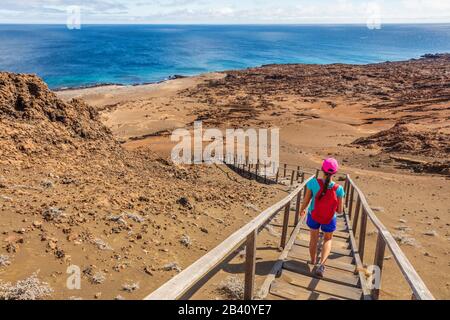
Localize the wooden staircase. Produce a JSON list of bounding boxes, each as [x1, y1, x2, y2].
[[266, 214, 364, 300], [145, 159, 434, 301]]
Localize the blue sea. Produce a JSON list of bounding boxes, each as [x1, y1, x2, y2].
[[0, 24, 449, 89]]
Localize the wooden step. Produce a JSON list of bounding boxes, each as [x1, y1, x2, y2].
[[288, 247, 356, 273], [270, 279, 345, 300], [296, 232, 350, 248], [294, 240, 352, 256], [283, 260, 360, 287], [280, 270, 363, 300], [265, 292, 289, 300], [290, 244, 354, 265]]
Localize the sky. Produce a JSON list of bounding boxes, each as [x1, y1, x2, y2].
[[0, 0, 449, 24]]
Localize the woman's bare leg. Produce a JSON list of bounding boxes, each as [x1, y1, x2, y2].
[[309, 229, 320, 264], [320, 232, 334, 265]]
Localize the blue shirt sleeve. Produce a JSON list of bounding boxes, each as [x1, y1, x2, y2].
[[336, 185, 345, 198], [306, 178, 320, 197]]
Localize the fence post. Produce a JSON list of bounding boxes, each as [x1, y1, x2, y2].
[[345, 176, 351, 208], [294, 192, 302, 226], [264, 161, 267, 184], [315, 169, 320, 178], [283, 164, 287, 177], [372, 233, 386, 300], [255, 161, 259, 182], [352, 196, 361, 232], [290, 171, 295, 186], [297, 166, 300, 181], [358, 207, 368, 262], [303, 178, 307, 197], [280, 201, 291, 249], [301, 172, 305, 183], [348, 186, 355, 219], [244, 229, 257, 300]]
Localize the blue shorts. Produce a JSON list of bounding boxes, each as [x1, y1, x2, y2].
[[306, 214, 337, 233]]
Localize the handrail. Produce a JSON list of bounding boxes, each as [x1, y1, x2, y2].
[[345, 175, 434, 300], [145, 175, 314, 300], [145, 156, 434, 300]]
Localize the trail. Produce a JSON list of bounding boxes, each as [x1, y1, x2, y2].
[[145, 160, 434, 300]]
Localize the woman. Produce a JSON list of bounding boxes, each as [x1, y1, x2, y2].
[[299, 158, 345, 278]]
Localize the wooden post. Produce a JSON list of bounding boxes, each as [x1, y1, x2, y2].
[[344, 178, 348, 194], [348, 186, 355, 219], [283, 164, 287, 177], [302, 178, 308, 198], [275, 168, 279, 184], [344, 175, 350, 206], [255, 161, 259, 182], [294, 192, 302, 226], [244, 229, 257, 300], [280, 202, 291, 249], [296, 166, 300, 181], [315, 169, 320, 178], [264, 161, 267, 184], [290, 171, 295, 186], [358, 207, 368, 262], [301, 172, 305, 183], [345, 178, 351, 208], [372, 233, 386, 300], [352, 196, 361, 232]]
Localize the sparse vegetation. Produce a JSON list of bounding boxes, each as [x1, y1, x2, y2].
[[0, 255, 10, 267], [122, 282, 140, 292], [0, 273, 53, 300], [218, 276, 244, 300]]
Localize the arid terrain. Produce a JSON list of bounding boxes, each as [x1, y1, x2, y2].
[[1, 54, 449, 300], [0, 72, 286, 300]]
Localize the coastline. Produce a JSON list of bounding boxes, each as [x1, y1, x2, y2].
[[52, 53, 447, 92], [53, 74, 188, 92]]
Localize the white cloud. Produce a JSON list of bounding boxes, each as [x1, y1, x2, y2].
[[0, 0, 449, 24]]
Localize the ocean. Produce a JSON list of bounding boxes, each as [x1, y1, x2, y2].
[[0, 24, 449, 89]]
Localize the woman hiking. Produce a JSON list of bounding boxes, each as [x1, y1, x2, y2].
[[299, 158, 345, 278]]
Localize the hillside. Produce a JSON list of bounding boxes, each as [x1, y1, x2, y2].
[[0, 72, 283, 300]]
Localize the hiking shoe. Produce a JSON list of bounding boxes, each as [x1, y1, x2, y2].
[[315, 264, 325, 278]]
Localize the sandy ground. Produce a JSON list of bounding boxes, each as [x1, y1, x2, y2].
[[0, 72, 287, 300], [57, 56, 450, 299]]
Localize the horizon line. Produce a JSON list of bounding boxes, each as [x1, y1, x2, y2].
[[1, 22, 450, 26]]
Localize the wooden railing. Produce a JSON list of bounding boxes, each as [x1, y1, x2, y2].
[[344, 175, 434, 300], [145, 168, 314, 300], [144, 156, 434, 300]]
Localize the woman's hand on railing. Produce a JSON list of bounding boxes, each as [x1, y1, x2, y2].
[[300, 209, 307, 218]]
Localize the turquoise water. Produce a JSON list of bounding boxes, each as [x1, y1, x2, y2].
[[0, 24, 449, 89]]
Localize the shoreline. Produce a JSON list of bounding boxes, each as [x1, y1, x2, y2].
[[52, 74, 188, 92], [51, 53, 447, 92]]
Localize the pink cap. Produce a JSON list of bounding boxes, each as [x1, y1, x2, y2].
[[322, 158, 339, 175]]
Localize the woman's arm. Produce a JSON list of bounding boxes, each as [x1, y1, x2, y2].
[[299, 189, 312, 217]]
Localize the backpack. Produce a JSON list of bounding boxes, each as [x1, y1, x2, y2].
[[311, 179, 339, 225]]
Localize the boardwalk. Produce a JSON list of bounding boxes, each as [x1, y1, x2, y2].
[[265, 215, 363, 300], [145, 160, 434, 301]]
